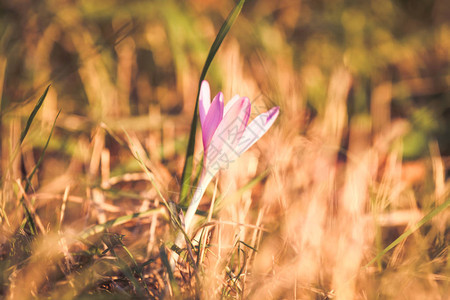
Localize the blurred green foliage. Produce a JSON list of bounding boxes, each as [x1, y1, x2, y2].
[[0, 0, 449, 160]]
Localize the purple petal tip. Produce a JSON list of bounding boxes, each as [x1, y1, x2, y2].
[[267, 106, 280, 123]]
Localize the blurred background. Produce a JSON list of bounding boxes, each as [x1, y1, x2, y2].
[[0, 0, 449, 299], [1, 0, 449, 173]]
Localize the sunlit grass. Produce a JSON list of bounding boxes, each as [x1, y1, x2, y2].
[[0, 0, 449, 299]]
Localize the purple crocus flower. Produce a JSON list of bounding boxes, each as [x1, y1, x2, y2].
[[183, 80, 280, 232]]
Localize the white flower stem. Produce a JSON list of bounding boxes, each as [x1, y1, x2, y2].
[[183, 175, 207, 232], [171, 170, 214, 269]]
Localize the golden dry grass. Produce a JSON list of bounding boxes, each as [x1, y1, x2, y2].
[[0, 0, 449, 299]]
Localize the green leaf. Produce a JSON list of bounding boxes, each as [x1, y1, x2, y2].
[[179, 0, 246, 203]]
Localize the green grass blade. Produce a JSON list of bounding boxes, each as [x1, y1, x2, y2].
[[179, 0, 246, 203], [19, 85, 50, 145], [102, 236, 147, 298], [364, 196, 450, 268], [5, 85, 50, 185], [19, 199, 37, 235], [24, 109, 61, 192], [20, 106, 59, 234], [198, 0, 246, 82], [239, 240, 258, 252], [121, 244, 151, 295]]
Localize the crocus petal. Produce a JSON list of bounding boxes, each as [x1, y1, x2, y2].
[[205, 97, 251, 172], [219, 96, 251, 149], [235, 106, 280, 155], [202, 92, 224, 150], [199, 81, 211, 128], [224, 94, 240, 115]]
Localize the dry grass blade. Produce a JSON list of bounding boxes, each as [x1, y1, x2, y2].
[[79, 207, 165, 240], [1, 1, 448, 299]]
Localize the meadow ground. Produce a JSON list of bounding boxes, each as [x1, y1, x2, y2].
[[0, 0, 449, 299]]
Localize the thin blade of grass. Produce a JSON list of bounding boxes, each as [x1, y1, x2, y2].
[[121, 244, 151, 294], [20, 107, 59, 234], [122, 128, 194, 249], [179, 0, 246, 203], [19, 85, 50, 144], [234, 247, 246, 289], [364, 196, 450, 268], [24, 109, 61, 192], [179, 154, 204, 207], [239, 240, 258, 252], [103, 236, 147, 298], [5, 85, 50, 184]]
